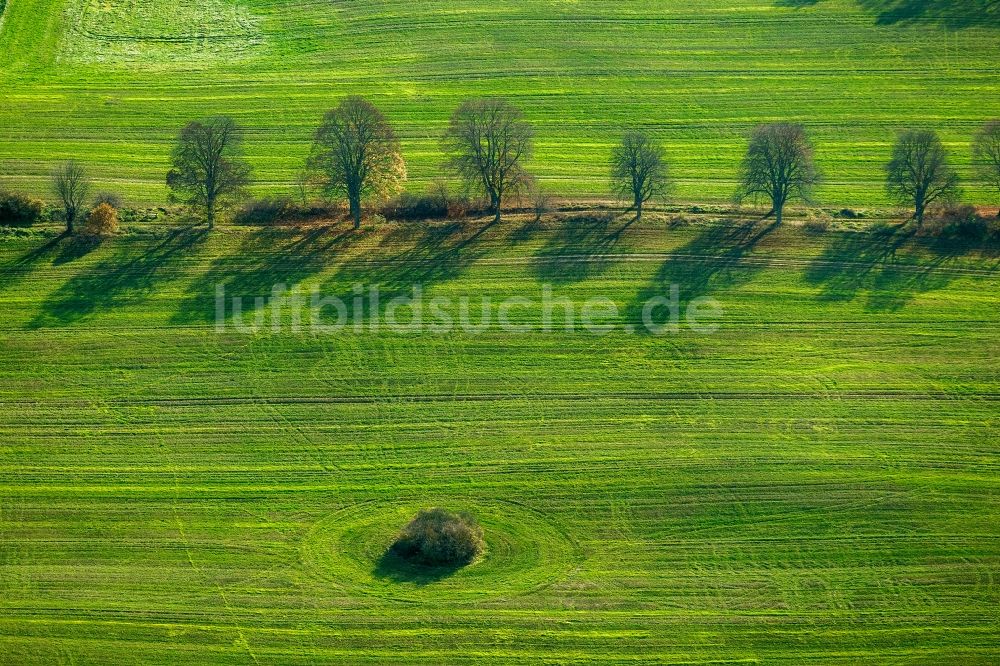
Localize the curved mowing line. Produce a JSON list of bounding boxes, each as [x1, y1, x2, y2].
[[299, 497, 582, 604], [72, 0, 260, 45], [1, 390, 993, 409]]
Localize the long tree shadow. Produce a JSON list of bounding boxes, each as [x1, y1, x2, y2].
[[804, 224, 913, 302], [866, 234, 985, 311], [0, 233, 105, 292], [52, 234, 104, 266], [627, 219, 779, 332], [172, 225, 356, 325], [532, 214, 634, 283], [805, 226, 978, 311], [777, 0, 1000, 29], [0, 235, 63, 290], [29, 226, 209, 328], [314, 219, 497, 325]]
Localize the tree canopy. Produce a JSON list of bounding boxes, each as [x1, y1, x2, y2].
[[736, 123, 818, 225], [308, 97, 405, 229], [443, 98, 533, 223], [166, 116, 251, 228]]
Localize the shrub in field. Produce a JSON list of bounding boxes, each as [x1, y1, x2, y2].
[[922, 205, 995, 242], [530, 183, 553, 222], [381, 191, 449, 221], [390, 508, 485, 566], [803, 219, 829, 233], [0, 191, 44, 226], [235, 197, 298, 225], [84, 203, 119, 236]]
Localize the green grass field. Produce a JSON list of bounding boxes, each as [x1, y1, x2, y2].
[[0, 212, 998, 662], [1, 0, 999, 205], [2, 1, 1000, 663]]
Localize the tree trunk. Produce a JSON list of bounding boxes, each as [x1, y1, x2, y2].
[[66, 212, 73, 235], [635, 197, 643, 222], [775, 204, 783, 226], [915, 201, 925, 225], [350, 197, 361, 230], [491, 193, 501, 224], [207, 201, 215, 229]]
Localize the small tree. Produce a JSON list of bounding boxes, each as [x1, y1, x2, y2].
[[886, 129, 959, 225], [166, 116, 251, 228], [308, 97, 406, 229], [736, 123, 818, 225], [443, 98, 533, 223], [530, 182, 552, 222], [51, 160, 91, 234], [973, 120, 1000, 214], [611, 131, 669, 222], [84, 203, 119, 236]]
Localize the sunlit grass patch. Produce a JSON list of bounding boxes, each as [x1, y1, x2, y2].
[[61, 0, 264, 65]]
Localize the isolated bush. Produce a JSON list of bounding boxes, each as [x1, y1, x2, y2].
[[390, 508, 485, 566], [84, 203, 119, 235], [836, 208, 861, 219], [235, 197, 298, 225], [0, 192, 44, 226]]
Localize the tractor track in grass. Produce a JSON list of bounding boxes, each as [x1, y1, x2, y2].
[[3, 249, 997, 280], [1, 319, 997, 334], [1, 390, 994, 409]]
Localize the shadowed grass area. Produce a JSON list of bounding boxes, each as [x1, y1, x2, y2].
[[373, 549, 466, 586], [780, 0, 1000, 28]]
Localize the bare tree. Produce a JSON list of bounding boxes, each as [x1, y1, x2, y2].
[[51, 160, 91, 234], [308, 97, 405, 229], [611, 131, 669, 222], [886, 129, 959, 225], [973, 120, 1000, 214], [736, 123, 818, 225], [167, 116, 251, 228], [443, 98, 533, 223], [530, 182, 552, 222], [294, 170, 312, 207]]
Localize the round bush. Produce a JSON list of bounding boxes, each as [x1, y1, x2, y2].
[[390, 508, 485, 566], [84, 203, 119, 236]]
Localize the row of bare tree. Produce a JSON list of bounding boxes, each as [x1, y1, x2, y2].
[[48, 99, 1000, 233], [730, 122, 1000, 226], [165, 97, 535, 230]]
